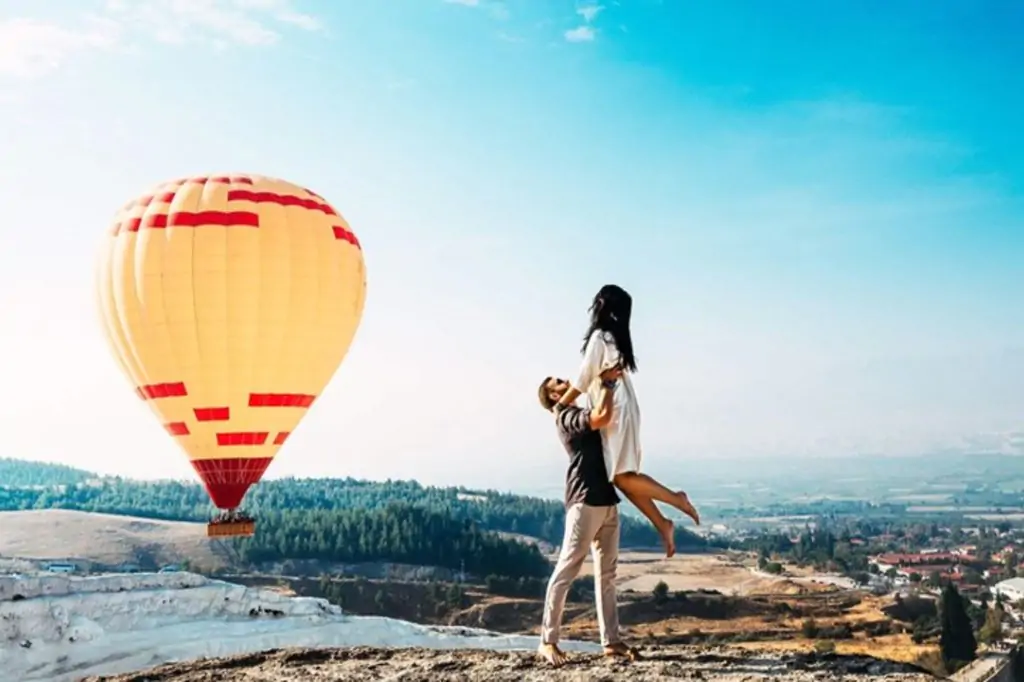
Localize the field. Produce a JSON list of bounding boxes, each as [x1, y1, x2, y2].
[[586, 552, 773, 594], [578, 551, 853, 595], [0, 509, 230, 570]]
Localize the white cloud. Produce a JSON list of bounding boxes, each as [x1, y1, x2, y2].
[[564, 25, 596, 42], [564, 3, 602, 43], [443, 0, 509, 21], [105, 0, 321, 46], [0, 0, 322, 78], [576, 4, 603, 22], [0, 17, 118, 78]]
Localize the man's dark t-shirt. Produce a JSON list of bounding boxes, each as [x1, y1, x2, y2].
[[554, 405, 620, 509]]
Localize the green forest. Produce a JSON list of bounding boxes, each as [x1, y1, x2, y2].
[[241, 505, 553, 579], [0, 458, 707, 579]]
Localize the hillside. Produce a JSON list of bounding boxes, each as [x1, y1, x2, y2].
[[0, 506, 550, 580], [1, 571, 598, 682], [0, 509, 228, 570]]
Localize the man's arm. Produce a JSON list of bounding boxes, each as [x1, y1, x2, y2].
[[559, 367, 620, 435], [588, 379, 616, 429]]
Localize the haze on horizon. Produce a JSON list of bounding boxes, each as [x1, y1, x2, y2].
[[0, 0, 1021, 492]]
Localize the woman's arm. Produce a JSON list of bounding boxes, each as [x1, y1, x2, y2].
[[555, 332, 605, 408], [589, 368, 621, 428]]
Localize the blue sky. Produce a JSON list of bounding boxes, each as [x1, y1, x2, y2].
[[0, 0, 1021, 492]]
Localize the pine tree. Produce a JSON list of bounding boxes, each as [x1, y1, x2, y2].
[[939, 583, 977, 669]]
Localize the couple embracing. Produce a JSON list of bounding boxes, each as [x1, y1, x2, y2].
[[536, 284, 700, 667]]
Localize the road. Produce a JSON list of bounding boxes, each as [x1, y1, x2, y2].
[[950, 651, 1010, 682]]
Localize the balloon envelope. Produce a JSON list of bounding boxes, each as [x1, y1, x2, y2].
[[96, 174, 366, 509]]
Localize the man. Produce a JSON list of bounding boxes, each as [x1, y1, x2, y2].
[[535, 366, 640, 667]]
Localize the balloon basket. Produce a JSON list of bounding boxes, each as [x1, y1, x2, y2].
[[207, 519, 255, 538]]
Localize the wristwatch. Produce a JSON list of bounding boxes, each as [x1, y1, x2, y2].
[[601, 378, 617, 390]]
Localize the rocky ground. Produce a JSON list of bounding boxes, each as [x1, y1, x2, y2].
[[82, 645, 937, 681]]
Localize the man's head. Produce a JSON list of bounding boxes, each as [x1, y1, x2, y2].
[[537, 376, 571, 411]]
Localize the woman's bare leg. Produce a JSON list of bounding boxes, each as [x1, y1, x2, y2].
[[614, 472, 700, 526], [616, 485, 675, 558]]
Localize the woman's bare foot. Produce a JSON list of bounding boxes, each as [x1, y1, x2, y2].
[[604, 642, 642, 661], [674, 491, 700, 525], [656, 518, 676, 558], [537, 643, 568, 667]]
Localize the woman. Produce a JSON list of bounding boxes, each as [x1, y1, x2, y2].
[[553, 284, 699, 557]]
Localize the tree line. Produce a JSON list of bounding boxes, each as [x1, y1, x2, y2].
[[0, 464, 706, 551], [237, 504, 552, 579], [0, 459, 711, 580], [0, 458, 92, 487]]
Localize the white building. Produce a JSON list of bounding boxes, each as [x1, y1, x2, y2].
[[992, 577, 1024, 604]]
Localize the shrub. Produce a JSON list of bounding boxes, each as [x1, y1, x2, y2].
[[652, 580, 670, 605], [801, 618, 819, 638], [814, 640, 836, 654]]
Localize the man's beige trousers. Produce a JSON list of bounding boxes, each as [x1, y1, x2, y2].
[[541, 503, 620, 647]]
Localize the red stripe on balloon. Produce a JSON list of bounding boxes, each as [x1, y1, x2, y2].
[[122, 176, 254, 213], [173, 176, 255, 186], [332, 226, 360, 248], [137, 382, 187, 400], [165, 422, 190, 436], [194, 407, 230, 421], [137, 192, 177, 207], [248, 393, 316, 408], [120, 211, 260, 233], [216, 432, 269, 446], [227, 189, 337, 216]]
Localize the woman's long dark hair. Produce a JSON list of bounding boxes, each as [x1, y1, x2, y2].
[[581, 284, 637, 372]]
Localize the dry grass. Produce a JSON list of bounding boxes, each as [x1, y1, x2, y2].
[[736, 637, 946, 677], [577, 552, 764, 594], [568, 553, 936, 674], [575, 551, 837, 597], [734, 634, 932, 663], [0, 509, 229, 570]]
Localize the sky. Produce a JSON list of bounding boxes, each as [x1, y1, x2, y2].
[[0, 0, 1022, 493]]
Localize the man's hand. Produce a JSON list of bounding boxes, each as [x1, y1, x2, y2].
[[599, 364, 623, 382]]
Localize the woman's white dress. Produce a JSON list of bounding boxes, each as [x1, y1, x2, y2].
[[574, 330, 642, 481]]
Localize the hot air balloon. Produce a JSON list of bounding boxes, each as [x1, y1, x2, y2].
[[95, 174, 366, 537]]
